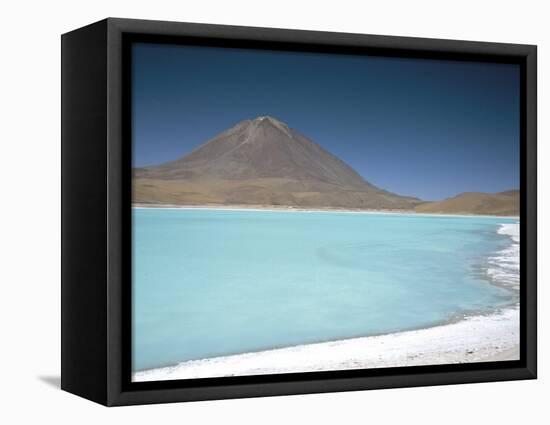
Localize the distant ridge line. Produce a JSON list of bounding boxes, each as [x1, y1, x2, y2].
[[133, 116, 518, 215]]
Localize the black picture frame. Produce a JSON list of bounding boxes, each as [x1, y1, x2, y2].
[[61, 17, 537, 406]]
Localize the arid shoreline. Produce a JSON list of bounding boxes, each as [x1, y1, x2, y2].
[[133, 306, 519, 382], [132, 202, 519, 219]]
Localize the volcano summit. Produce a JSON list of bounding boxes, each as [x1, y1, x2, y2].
[[133, 116, 422, 209]]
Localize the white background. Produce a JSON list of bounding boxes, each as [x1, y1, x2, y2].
[[0, 0, 546, 423]]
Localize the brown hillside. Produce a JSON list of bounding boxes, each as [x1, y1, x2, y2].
[[415, 191, 519, 216], [134, 116, 422, 209]]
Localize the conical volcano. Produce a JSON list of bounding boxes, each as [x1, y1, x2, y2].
[[133, 116, 422, 209]]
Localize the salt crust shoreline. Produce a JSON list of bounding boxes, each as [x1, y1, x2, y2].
[[133, 203, 519, 219], [133, 306, 519, 382]]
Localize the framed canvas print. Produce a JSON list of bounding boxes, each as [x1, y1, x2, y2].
[[61, 18, 537, 406]]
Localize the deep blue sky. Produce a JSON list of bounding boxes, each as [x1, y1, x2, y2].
[[132, 43, 520, 201]]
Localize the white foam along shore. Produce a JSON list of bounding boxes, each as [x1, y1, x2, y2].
[[133, 222, 520, 382], [487, 223, 520, 291], [133, 307, 519, 382]]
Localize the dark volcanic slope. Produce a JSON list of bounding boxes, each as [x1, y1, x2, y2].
[[137, 116, 373, 187], [134, 116, 423, 209]]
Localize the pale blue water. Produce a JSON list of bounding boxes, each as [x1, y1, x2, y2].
[[132, 208, 517, 371]]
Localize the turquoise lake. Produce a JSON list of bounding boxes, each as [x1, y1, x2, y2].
[[132, 208, 518, 371]]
